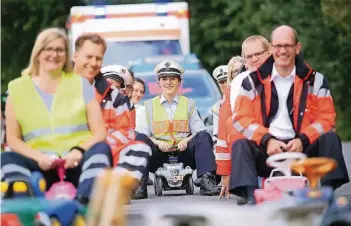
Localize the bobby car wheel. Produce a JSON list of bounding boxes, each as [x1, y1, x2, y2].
[[185, 176, 194, 195], [154, 176, 163, 196]]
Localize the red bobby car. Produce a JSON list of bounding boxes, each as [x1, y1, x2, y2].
[[254, 152, 308, 204]]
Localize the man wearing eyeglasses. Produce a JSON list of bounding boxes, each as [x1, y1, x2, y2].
[[229, 25, 349, 205], [217, 36, 271, 200]]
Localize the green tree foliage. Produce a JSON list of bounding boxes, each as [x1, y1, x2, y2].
[[1, 0, 350, 139], [188, 0, 351, 139], [1, 0, 83, 88]]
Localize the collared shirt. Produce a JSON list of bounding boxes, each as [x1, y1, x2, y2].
[[230, 70, 251, 112], [136, 93, 206, 136], [268, 64, 296, 139]]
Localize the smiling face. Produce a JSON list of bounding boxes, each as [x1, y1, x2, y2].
[[131, 81, 145, 104], [271, 27, 301, 69], [73, 40, 105, 82], [243, 39, 270, 71], [159, 75, 180, 96], [38, 38, 67, 73]]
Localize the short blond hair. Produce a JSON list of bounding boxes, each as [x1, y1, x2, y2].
[[75, 33, 107, 53], [241, 35, 269, 58], [22, 27, 72, 76], [227, 56, 245, 84]]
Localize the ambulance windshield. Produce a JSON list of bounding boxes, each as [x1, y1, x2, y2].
[[103, 40, 182, 66]]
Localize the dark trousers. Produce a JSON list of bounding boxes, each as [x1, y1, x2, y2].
[[1, 142, 112, 199], [136, 131, 217, 177], [229, 131, 349, 193]]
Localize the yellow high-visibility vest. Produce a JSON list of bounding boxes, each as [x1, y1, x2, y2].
[[8, 72, 91, 155], [145, 95, 194, 145]]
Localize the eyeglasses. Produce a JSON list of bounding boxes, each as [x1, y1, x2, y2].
[[271, 44, 296, 50], [42, 47, 66, 55], [230, 64, 245, 78], [245, 49, 267, 61]]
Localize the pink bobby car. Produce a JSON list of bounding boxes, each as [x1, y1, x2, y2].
[[254, 152, 308, 204], [45, 159, 77, 200]]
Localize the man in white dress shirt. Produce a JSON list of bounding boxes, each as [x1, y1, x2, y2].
[[229, 25, 349, 205], [135, 60, 219, 197]]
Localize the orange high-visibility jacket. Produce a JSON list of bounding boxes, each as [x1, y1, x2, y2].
[[215, 87, 245, 175], [129, 107, 136, 129], [215, 87, 233, 175], [94, 74, 135, 166], [232, 56, 336, 151]]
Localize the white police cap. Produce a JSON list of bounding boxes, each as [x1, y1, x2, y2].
[[101, 65, 133, 87], [154, 60, 185, 78], [212, 65, 228, 82]]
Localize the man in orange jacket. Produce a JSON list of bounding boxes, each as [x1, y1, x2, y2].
[[73, 33, 152, 200], [229, 26, 349, 205], [217, 36, 271, 199]]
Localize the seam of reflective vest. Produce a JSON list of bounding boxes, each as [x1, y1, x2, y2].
[[8, 72, 91, 153], [23, 124, 89, 142]]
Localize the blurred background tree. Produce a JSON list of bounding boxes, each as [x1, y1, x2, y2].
[[1, 0, 351, 139]]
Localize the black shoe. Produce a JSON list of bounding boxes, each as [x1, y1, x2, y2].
[[132, 177, 148, 200], [236, 186, 257, 206], [246, 196, 256, 205], [236, 196, 248, 205], [199, 172, 220, 196]]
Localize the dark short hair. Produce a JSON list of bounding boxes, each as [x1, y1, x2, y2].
[[75, 33, 107, 52], [134, 77, 145, 90], [128, 69, 135, 79]]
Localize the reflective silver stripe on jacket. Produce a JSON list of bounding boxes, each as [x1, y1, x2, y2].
[[311, 72, 331, 98], [23, 124, 89, 142], [233, 121, 259, 140], [311, 122, 325, 135], [215, 153, 231, 160], [216, 139, 228, 148]]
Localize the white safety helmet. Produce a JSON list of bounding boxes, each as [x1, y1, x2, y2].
[[212, 65, 228, 83], [101, 65, 133, 88], [154, 60, 185, 79]]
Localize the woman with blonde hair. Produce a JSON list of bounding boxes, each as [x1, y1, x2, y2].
[[1, 27, 112, 204], [227, 56, 246, 84]]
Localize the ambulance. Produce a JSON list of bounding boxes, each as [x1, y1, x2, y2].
[[66, 2, 190, 66]]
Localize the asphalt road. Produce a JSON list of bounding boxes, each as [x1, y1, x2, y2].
[[132, 142, 351, 204]]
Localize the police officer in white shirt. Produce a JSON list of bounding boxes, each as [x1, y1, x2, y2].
[[135, 60, 219, 197]]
